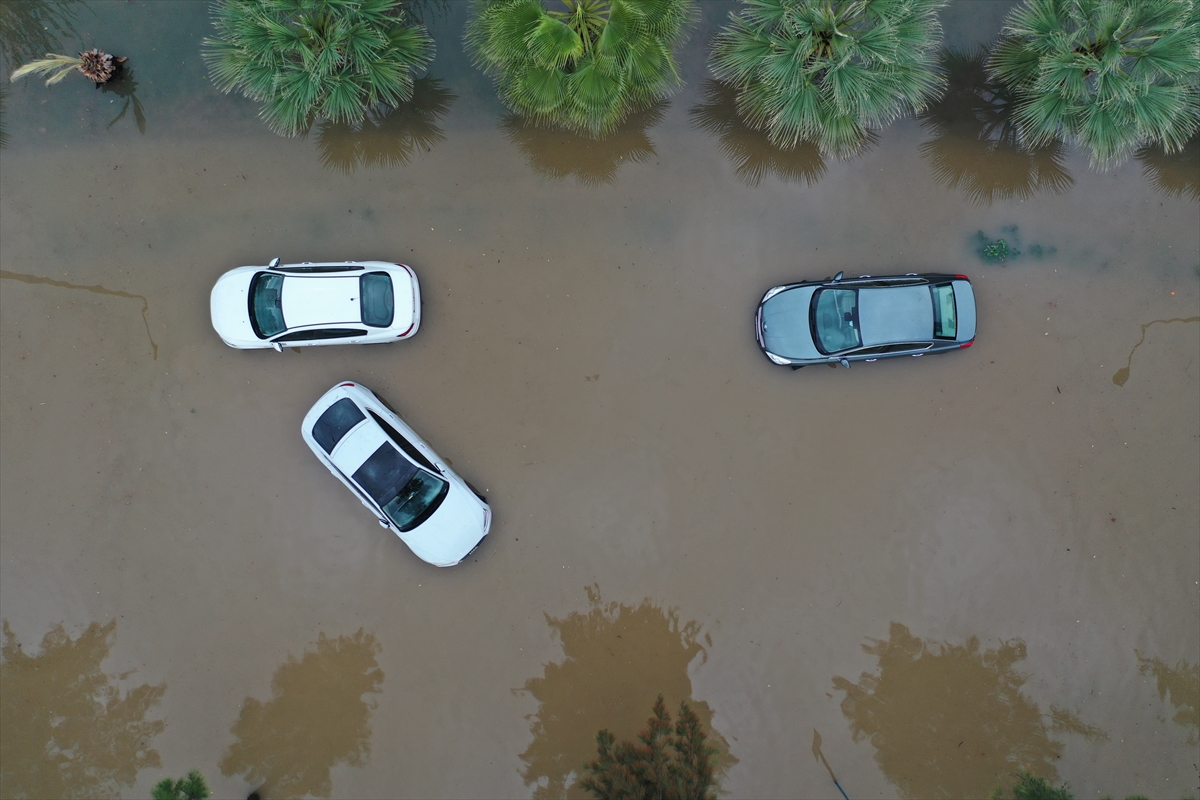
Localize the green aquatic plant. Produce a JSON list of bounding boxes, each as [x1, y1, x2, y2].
[[973, 225, 1057, 264], [151, 770, 211, 800], [987, 0, 1200, 168], [203, 0, 434, 137], [466, 0, 695, 137], [708, 0, 948, 157]]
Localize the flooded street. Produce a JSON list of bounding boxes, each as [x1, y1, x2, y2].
[[2, 2, 1198, 798]]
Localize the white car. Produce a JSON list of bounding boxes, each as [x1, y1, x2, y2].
[[301, 382, 491, 567], [210, 259, 420, 350]]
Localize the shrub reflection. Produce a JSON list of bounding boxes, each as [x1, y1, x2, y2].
[[501, 102, 666, 188], [0, 619, 166, 799], [689, 79, 832, 188], [919, 49, 1073, 206], [833, 622, 1105, 800], [517, 585, 733, 799], [219, 629, 383, 799], [314, 77, 456, 174], [1137, 651, 1199, 744]]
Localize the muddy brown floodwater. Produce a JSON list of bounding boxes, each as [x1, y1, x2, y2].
[[1, 2, 1198, 799]]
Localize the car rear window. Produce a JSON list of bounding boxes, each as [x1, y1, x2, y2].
[[931, 284, 957, 339], [360, 272, 394, 328], [811, 288, 862, 353], [249, 272, 286, 338], [353, 443, 418, 506], [312, 398, 366, 454]]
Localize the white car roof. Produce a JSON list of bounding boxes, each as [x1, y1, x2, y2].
[[329, 419, 389, 475], [282, 276, 362, 328]]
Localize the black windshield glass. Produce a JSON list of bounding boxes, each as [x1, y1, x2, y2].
[[811, 288, 861, 353], [383, 472, 448, 532], [249, 272, 286, 338], [360, 272, 394, 328], [312, 398, 366, 454]]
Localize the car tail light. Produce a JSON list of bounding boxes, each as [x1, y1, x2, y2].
[[955, 274, 969, 280], [339, 382, 356, 387], [959, 341, 973, 348], [396, 322, 415, 338]]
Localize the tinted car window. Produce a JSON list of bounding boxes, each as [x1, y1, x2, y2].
[[353, 443, 418, 506], [931, 284, 957, 339], [249, 272, 286, 338], [811, 289, 861, 353], [312, 398, 366, 454], [360, 273, 394, 328], [383, 472, 449, 532], [274, 328, 367, 342], [275, 265, 362, 273], [368, 411, 437, 472]]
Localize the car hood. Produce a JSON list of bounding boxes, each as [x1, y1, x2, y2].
[[760, 286, 821, 359], [399, 482, 488, 567], [210, 269, 260, 347]]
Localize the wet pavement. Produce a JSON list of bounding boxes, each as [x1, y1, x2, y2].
[[1, 1, 1198, 798]]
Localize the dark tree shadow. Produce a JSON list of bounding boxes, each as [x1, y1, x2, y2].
[[1136, 651, 1199, 744], [100, 66, 146, 134], [400, 0, 450, 25], [1136, 138, 1200, 202], [517, 585, 735, 800], [0, 619, 166, 799], [219, 630, 383, 799], [314, 76, 456, 174], [0, 0, 84, 75], [919, 49, 1074, 206], [688, 79, 833, 188], [832, 622, 1105, 800], [501, 101, 667, 187]]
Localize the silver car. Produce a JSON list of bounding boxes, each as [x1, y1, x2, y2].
[[755, 272, 977, 369]]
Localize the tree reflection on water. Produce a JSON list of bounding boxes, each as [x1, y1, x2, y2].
[[1136, 139, 1200, 202], [219, 629, 383, 799], [1137, 651, 1199, 744], [919, 49, 1073, 206], [517, 585, 733, 799], [313, 77, 456, 174], [833, 622, 1105, 800], [0, 0, 82, 74], [0, 620, 165, 799], [501, 102, 666, 187], [689, 79, 833, 188]]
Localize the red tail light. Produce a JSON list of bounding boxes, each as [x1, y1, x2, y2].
[[959, 341, 973, 348], [955, 274, 969, 280], [396, 322, 415, 338], [339, 382, 356, 387]]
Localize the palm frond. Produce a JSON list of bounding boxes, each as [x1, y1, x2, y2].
[[10, 53, 82, 85]]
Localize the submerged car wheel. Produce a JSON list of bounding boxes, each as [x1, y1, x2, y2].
[[790, 364, 804, 371]]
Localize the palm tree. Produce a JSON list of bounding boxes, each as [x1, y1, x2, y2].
[[466, 0, 695, 137], [203, 0, 434, 137], [988, 0, 1200, 168], [709, 0, 948, 157], [919, 48, 1073, 204]]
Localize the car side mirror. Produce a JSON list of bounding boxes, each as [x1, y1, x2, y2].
[[271, 341, 283, 353], [839, 358, 850, 368], [378, 518, 390, 529], [268, 257, 280, 268], [833, 271, 844, 282]]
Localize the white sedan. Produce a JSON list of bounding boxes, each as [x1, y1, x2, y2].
[[210, 259, 420, 350], [302, 382, 491, 567]]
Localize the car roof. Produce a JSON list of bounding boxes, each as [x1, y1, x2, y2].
[[281, 275, 362, 328], [329, 417, 390, 475], [859, 285, 933, 346]]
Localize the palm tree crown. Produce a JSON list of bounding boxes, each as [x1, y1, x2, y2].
[[466, 0, 695, 136], [709, 0, 948, 156], [988, 0, 1200, 167], [203, 0, 434, 137]]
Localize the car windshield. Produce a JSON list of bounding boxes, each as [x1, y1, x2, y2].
[[248, 272, 286, 338], [360, 272, 394, 328], [312, 398, 365, 454], [382, 471, 449, 532], [811, 288, 861, 353], [931, 284, 957, 339]]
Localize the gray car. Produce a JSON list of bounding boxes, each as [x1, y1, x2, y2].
[[755, 272, 976, 369]]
